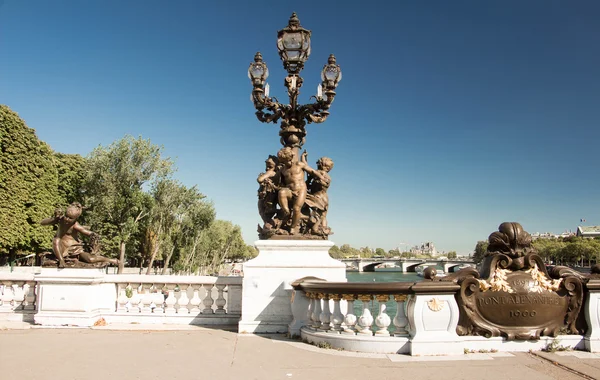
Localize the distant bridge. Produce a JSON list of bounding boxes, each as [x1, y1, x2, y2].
[[340, 258, 475, 273]]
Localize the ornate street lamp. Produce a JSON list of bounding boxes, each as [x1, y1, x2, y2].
[[250, 13, 342, 240], [248, 12, 341, 149]]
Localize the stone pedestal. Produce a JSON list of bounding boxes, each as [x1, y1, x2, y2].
[[407, 282, 463, 356], [34, 268, 116, 327], [585, 281, 600, 352], [238, 240, 346, 334]]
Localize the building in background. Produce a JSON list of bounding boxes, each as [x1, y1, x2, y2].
[[531, 231, 574, 240], [576, 226, 600, 239], [410, 242, 437, 256]]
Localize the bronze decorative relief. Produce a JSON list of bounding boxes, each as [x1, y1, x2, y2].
[[445, 222, 584, 340]]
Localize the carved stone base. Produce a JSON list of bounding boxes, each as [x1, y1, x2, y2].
[[257, 226, 329, 240], [238, 240, 346, 334], [34, 268, 115, 327]]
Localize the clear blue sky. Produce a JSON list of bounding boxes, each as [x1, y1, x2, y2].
[[1, 0, 599, 254]]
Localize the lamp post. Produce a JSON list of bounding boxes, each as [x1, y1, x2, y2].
[[250, 13, 341, 240], [248, 12, 342, 150]]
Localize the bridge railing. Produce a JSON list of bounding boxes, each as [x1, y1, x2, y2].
[[291, 278, 414, 337]]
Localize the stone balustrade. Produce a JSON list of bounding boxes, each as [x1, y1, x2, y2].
[[106, 274, 242, 325], [0, 269, 242, 327], [0, 273, 36, 322], [291, 278, 416, 354], [291, 277, 600, 355]]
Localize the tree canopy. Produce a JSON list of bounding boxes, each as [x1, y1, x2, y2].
[[0, 107, 256, 273], [83, 135, 173, 273], [0, 105, 58, 259]]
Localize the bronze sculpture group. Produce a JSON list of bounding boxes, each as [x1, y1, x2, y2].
[[40, 202, 118, 268], [257, 148, 333, 239]]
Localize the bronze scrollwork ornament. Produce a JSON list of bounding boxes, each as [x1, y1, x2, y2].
[[444, 222, 586, 340]]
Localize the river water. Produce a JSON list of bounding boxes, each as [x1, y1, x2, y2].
[[345, 271, 420, 283]]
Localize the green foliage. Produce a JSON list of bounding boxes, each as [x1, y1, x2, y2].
[[53, 153, 86, 205], [473, 241, 489, 264], [83, 135, 173, 271], [146, 179, 215, 274], [175, 220, 250, 275], [0, 107, 255, 271], [0, 105, 58, 256], [339, 244, 360, 257], [532, 236, 600, 266], [447, 251, 457, 259], [360, 246, 374, 258], [543, 338, 571, 352], [329, 245, 343, 259], [375, 247, 386, 257]]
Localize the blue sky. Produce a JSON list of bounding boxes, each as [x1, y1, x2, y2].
[[1, 0, 599, 254]]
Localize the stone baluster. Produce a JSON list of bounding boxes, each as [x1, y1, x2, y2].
[[319, 293, 332, 331], [164, 284, 177, 315], [393, 294, 409, 336], [0, 281, 14, 312], [311, 294, 322, 330], [116, 283, 129, 312], [375, 295, 391, 336], [330, 294, 344, 333], [140, 283, 153, 314], [28, 281, 38, 311], [129, 284, 142, 313], [176, 285, 190, 314], [357, 294, 374, 336], [11, 282, 25, 311], [22, 282, 35, 311], [214, 284, 227, 314], [202, 284, 214, 314], [305, 292, 314, 327], [189, 284, 202, 314], [153, 285, 165, 314], [342, 294, 357, 335]]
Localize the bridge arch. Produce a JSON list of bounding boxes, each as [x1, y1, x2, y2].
[[361, 262, 384, 272]]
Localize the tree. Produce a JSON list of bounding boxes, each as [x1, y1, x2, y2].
[[53, 153, 86, 206], [329, 245, 344, 259], [146, 179, 215, 274], [360, 246, 374, 258], [172, 197, 217, 273], [375, 248, 386, 257], [83, 135, 172, 273], [473, 241, 488, 264], [447, 251, 457, 259], [187, 220, 250, 275], [340, 244, 360, 257], [0, 105, 58, 260], [387, 248, 400, 258]]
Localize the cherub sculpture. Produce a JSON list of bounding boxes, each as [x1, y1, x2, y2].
[[257, 147, 333, 239], [40, 202, 119, 268], [276, 147, 324, 235], [303, 155, 333, 236], [257, 155, 280, 229]]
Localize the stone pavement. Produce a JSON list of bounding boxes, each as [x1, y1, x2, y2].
[[1, 324, 599, 380]]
